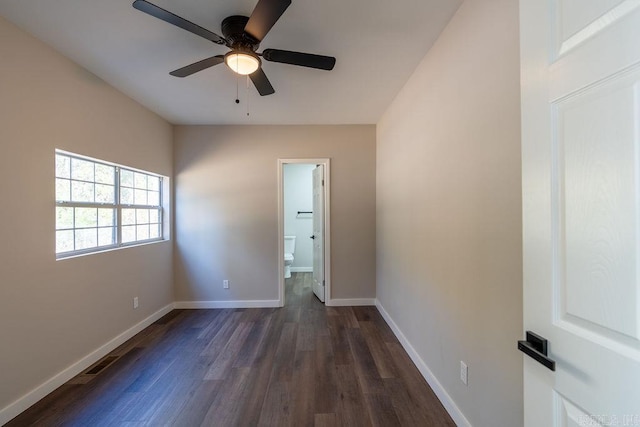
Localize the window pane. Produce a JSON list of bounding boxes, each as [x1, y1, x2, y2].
[[95, 164, 114, 185], [71, 158, 94, 182], [149, 209, 159, 223], [75, 208, 97, 228], [56, 230, 74, 253], [149, 224, 160, 239], [148, 176, 160, 191], [122, 225, 136, 243], [56, 207, 73, 230], [134, 172, 147, 189], [137, 224, 149, 241], [95, 184, 115, 204], [120, 187, 134, 205], [56, 155, 70, 179], [122, 208, 135, 226], [98, 227, 115, 246], [56, 178, 71, 202], [120, 169, 134, 187], [134, 189, 147, 205], [71, 181, 94, 202], [136, 209, 150, 224], [98, 209, 114, 227], [75, 228, 97, 250], [148, 190, 160, 206]]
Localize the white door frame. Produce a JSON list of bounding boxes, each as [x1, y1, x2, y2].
[[277, 158, 331, 307]]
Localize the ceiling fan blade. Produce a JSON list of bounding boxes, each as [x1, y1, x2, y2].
[[262, 49, 336, 70], [244, 0, 291, 42], [249, 68, 275, 96], [169, 55, 224, 77], [132, 0, 226, 45]]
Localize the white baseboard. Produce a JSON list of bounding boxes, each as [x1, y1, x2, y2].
[[375, 299, 472, 427], [327, 298, 376, 307], [0, 303, 174, 426], [290, 267, 313, 272], [174, 300, 281, 309]]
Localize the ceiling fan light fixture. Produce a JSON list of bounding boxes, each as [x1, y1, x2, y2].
[[225, 51, 260, 75]]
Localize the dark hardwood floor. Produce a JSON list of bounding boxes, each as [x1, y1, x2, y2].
[[7, 273, 455, 426]]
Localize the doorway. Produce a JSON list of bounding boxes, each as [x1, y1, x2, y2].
[[277, 159, 331, 307]]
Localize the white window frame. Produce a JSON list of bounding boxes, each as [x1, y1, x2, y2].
[[55, 150, 166, 259]]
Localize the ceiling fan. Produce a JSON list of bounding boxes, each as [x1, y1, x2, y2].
[[132, 0, 336, 96]]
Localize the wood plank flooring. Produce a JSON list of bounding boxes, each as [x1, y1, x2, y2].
[[7, 273, 455, 426]]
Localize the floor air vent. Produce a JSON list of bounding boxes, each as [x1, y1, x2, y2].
[[85, 355, 119, 375]]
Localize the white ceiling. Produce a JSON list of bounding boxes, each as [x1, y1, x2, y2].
[[0, 0, 461, 125]]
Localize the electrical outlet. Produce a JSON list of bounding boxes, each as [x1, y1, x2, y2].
[[223, 280, 229, 289], [460, 361, 468, 385], [133, 297, 139, 309]]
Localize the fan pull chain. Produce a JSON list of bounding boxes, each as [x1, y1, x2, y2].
[[235, 70, 240, 104], [246, 75, 250, 117]]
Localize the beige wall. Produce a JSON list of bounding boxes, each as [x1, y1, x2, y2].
[[376, 0, 523, 426], [173, 125, 376, 303], [0, 16, 173, 413]]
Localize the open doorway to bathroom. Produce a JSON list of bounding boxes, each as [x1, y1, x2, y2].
[[277, 159, 331, 307]]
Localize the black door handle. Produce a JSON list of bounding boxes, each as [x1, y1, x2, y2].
[[310, 235, 315, 239], [518, 331, 556, 371]]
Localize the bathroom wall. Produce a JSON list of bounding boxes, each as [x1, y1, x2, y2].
[[283, 163, 315, 271], [173, 125, 376, 304], [376, 0, 523, 425]]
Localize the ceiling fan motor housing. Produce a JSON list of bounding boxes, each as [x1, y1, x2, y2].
[[221, 15, 260, 51]]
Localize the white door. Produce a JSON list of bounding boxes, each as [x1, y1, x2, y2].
[[521, 1, 640, 425], [312, 165, 325, 302]]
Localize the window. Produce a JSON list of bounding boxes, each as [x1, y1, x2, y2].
[[55, 151, 164, 258]]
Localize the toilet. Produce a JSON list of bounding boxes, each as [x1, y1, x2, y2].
[[284, 236, 296, 279]]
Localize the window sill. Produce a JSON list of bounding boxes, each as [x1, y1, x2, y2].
[[56, 238, 170, 261]]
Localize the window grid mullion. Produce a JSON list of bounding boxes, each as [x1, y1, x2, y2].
[[119, 204, 161, 210], [56, 202, 115, 208], [116, 167, 122, 247]]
